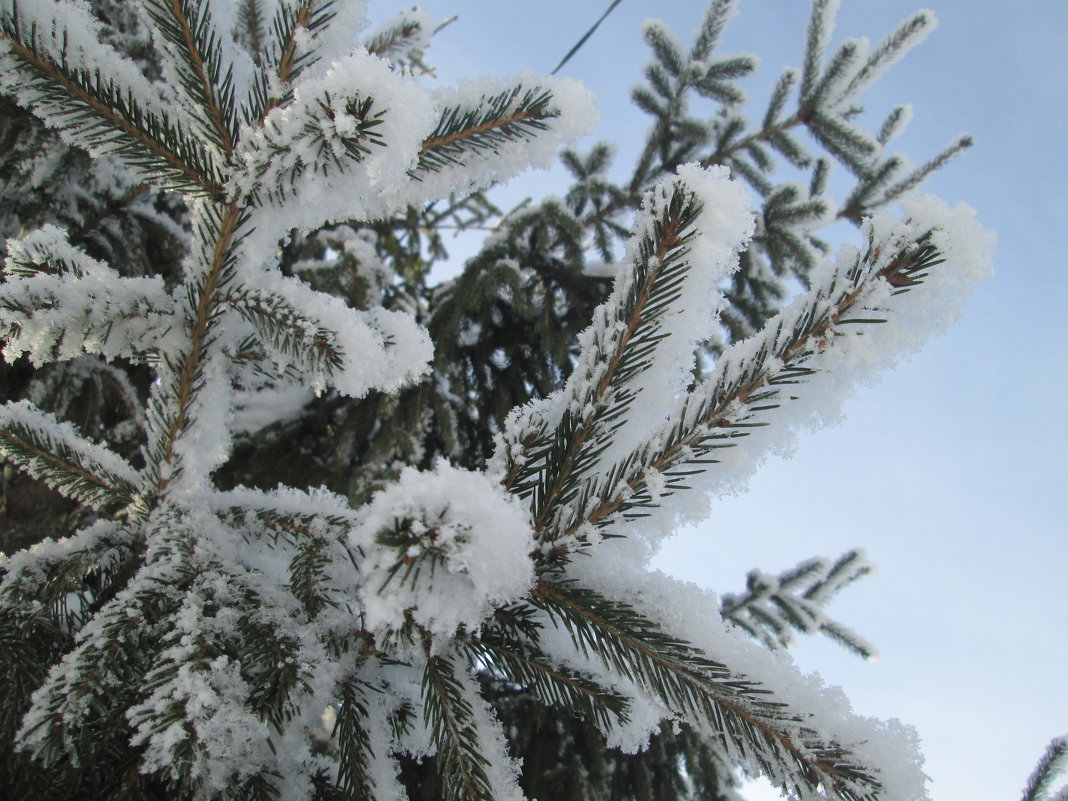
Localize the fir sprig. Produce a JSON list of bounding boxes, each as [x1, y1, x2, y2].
[[224, 286, 346, 375], [237, 0, 267, 68], [508, 184, 705, 540], [364, 12, 425, 60], [421, 651, 498, 801], [250, 0, 339, 121], [417, 86, 559, 174], [333, 672, 377, 800], [839, 12, 934, 103], [1, 1, 226, 196], [533, 579, 883, 800], [721, 550, 877, 659], [582, 0, 971, 343], [0, 520, 135, 625], [216, 493, 357, 550], [554, 233, 946, 543], [0, 605, 69, 745], [0, 401, 138, 511], [0, 271, 175, 365], [139, 0, 239, 156], [17, 535, 191, 775], [690, 0, 739, 63], [1020, 736, 1068, 801], [144, 198, 247, 493], [462, 627, 630, 730]]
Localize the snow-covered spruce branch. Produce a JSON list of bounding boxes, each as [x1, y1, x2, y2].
[[459, 620, 630, 730], [629, 10, 757, 197], [500, 166, 752, 543], [404, 76, 596, 211], [234, 0, 267, 68], [530, 579, 882, 801], [1020, 736, 1068, 801], [139, 0, 240, 157], [363, 5, 434, 71], [417, 86, 560, 176], [5, 223, 132, 280], [237, 90, 387, 206], [330, 671, 377, 799], [14, 516, 197, 772], [0, 1, 991, 799], [212, 485, 359, 549], [224, 286, 347, 374], [0, 519, 136, 612], [0, 401, 139, 511], [0, 229, 176, 365], [503, 192, 705, 523], [720, 550, 876, 659], [421, 650, 516, 801], [545, 195, 991, 550], [143, 199, 245, 494], [243, 0, 339, 120], [583, 0, 970, 344], [0, 0, 225, 196]]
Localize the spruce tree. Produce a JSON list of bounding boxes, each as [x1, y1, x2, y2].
[[0, 2, 1042, 801]]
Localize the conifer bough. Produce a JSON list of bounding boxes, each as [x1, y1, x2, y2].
[[0, 2, 1046, 801]]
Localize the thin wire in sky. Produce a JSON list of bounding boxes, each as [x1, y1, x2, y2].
[[550, 0, 626, 75]]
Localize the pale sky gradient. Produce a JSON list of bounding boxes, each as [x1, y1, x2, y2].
[[367, 1, 1068, 799]]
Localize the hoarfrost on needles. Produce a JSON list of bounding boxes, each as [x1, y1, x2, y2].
[[0, 0, 1000, 797], [350, 461, 536, 646], [597, 163, 754, 463]]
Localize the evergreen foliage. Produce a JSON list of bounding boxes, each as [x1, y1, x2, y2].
[[0, 2, 1049, 801]]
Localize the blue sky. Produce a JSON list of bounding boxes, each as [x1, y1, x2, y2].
[[367, 1, 1068, 798]]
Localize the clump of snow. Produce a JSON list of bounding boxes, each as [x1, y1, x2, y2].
[[237, 271, 434, 397], [233, 47, 439, 270], [350, 461, 535, 645]]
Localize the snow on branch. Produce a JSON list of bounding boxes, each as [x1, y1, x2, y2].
[[0, 518, 136, 617], [406, 74, 597, 204], [237, 89, 388, 206], [559, 551, 930, 801], [0, 0, 993, 798], [530, 577, 887, 801], [363, 5, 433, 68], [0, 400, 139, 511], [1020, 736, 1068, 801], [421, 649, 524, 801], [243, 0, 345, 120], [349, 462, 535, 645], [0, 0, 225, 196], [139, 0, 241, 156], [721, 550, 877, 659], [549, 194, 993, 549], [498, 165, 752, 547], [460, 623, 630, 731], [0, 269, 173, 365], [222, 273, 433, 397]]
